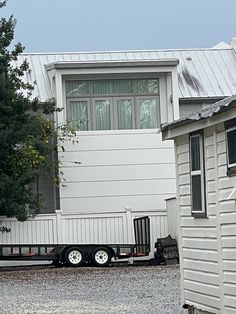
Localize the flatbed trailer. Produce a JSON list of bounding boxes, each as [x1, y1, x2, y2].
[[0, 216, 150, 267]]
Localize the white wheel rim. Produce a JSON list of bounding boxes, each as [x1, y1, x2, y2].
[[94, 250, 109, 265], [68, 250, 82, 265]]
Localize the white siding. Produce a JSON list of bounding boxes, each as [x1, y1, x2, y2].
[[176, 132, 221, 313], [176, 116, 236, 313], [217, 125, 236, 313], [59, 129, 176, 215]]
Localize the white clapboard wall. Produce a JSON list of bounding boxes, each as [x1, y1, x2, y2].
[[58, 129, 176, 215], [175, 122, 236, 314]]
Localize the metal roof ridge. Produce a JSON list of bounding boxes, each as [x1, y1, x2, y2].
[[20, 47, 234, 56]]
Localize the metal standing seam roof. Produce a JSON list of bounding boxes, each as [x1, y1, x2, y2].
[[161, 94, 236, 132], [15, 47, 236, 101]]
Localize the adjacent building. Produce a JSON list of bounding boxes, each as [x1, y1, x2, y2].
[[162, 95, 236, 313], [1, 41, 236, 256]]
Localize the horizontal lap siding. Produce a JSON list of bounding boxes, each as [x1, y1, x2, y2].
[[176, 132, 220, 312], [217, 126, 236, 312], [59, 130, 176, 214]]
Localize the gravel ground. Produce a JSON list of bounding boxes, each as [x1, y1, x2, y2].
[[0, 264, 187, 314]]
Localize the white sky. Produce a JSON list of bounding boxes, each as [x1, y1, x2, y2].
[[2, 0, 236, 53]]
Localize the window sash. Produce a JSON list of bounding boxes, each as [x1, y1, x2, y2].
[[93, 98, 112, 130], [136, 79, 159, 94], [190, 133, 206, 214], [67, 99, 90, 131], [137, 97, 159, 129], [226, 127, 236, 168], [66, 81, 90, 97], [92, 80, 134, 95], [116, 98, 134, 130]]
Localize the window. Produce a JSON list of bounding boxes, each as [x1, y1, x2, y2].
[[117, 99, 133, 129], [138, 98, 158, 129], [189, 133, 206, 217], [94, 99, 111, 130], [66, 79, 159, 131], [226, 123, 236, 175], [67, 100, 89, 131]]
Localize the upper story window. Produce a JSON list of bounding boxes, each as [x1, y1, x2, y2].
[[65, 79, 159, 131], [225, 119, 236, 176], [189, 132, 206, 217]]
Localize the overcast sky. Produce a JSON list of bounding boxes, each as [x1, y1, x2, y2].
[[1, 0, 236, 53]]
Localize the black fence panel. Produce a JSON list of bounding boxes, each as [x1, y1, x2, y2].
[[133, 216, 150, 254]]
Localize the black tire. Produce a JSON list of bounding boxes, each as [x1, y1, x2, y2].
[[64, 246, 84, 267], [92, 246, 112, 267]]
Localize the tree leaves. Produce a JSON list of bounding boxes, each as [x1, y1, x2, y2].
[[0, 1, 77, 223]]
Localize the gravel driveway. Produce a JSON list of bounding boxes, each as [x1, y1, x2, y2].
[[0, 264, 187, 314]]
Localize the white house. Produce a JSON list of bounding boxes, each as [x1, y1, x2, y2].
[[1, 41, 236, 256], [162, 95, 236, 313]]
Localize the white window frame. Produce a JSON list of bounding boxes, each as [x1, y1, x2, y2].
[[189, 133, 206, 217], [226, 126, 236, 169], [65, 79, 160, 131]]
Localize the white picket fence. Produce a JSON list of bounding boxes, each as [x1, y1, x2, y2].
[[0, 209, 169, 254]]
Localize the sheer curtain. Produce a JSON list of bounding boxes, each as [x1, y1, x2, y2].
[[117, 99, 132, 129], [95, 100, 111, 130], [139, 99, 157, 129], [93, 80, 133, 95], [69, 101, 88, 130]]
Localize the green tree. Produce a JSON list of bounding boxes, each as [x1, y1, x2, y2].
[[0, 0, 73, 224]]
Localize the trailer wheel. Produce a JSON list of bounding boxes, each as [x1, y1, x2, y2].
[[64, 247, 84, 267], [92, 247, 112, 267]]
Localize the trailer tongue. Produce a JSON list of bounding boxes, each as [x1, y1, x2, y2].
[[0, 216, 150, 267]]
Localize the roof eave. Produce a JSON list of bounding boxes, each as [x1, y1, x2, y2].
[[162, 99, 236, 140], [45, 59, 179, 71]]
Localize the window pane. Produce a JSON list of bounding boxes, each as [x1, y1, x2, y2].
[[139, 99, 157, 129], [93, 80, 133, 95], [137, 79, 159, 94], [191, 175, 202, 211], [66, 81, 89, 96], [68, 101, 88, 130], [117, 99, 132, 129], [191, 136, 200, 171], [95, 100, 111, 130], [227, 129, 236, 165]]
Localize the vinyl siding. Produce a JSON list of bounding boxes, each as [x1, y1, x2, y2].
[[176, 132, 221, 313], [176, 114, 236, 313], [217, 123, 236, 313], [59, 130, 176, 215]]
